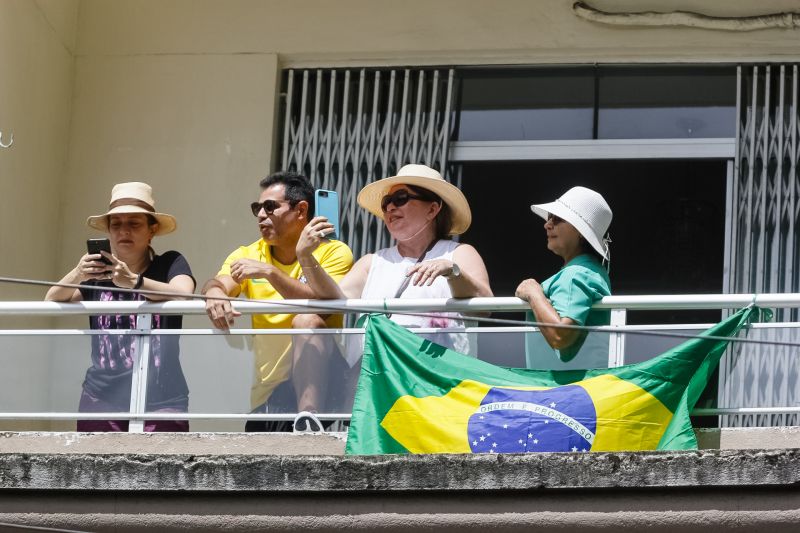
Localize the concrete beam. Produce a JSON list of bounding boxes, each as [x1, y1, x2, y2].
[[0, 432, 798, 532], [0, 448, 798, 492]]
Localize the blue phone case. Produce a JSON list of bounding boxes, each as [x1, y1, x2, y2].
[[315, 189, 340, 241]]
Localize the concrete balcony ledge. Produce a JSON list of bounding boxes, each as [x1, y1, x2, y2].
[[0, 430, 798, 532], [0, 447, 798, 493], [0, 428, 797, 492]]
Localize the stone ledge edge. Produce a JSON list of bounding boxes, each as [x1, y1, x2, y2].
[[0, 448, 797, 492]]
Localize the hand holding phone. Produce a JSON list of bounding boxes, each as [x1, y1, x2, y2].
[[86, 238, 113, 265], [314, 189, 340, 241]]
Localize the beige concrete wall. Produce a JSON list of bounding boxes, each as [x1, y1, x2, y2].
[[59, 53, 280, 290], [0, 0, 79, 430], [0, 0, 77, 300], [74, 0, 800, 65]]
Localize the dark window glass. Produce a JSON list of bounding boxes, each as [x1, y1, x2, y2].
[[457, 159, 727, 368], [597, 66, 736, 139], [457, 68, 595, 141]]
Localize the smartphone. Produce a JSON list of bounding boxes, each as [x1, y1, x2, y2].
[[314, 189, 340, 241], [86, 238, 112, 265]]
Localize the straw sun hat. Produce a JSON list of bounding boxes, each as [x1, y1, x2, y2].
[[357, 164, 472, 235], [86, 182, 177, 236], [531, 186, 612, 260]]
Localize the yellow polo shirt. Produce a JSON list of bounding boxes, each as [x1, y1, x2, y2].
[[218, 238, 353, 408]]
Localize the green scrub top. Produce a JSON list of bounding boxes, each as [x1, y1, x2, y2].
[[525, 254, 611, 370]]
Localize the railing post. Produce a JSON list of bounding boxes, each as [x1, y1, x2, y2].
[[128, 313, 152, 433], [607, 309, 627, 367]]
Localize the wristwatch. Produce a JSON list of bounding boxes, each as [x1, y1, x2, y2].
[[447, 262, 461, 279]]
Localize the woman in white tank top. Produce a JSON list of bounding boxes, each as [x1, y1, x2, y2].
[[295, 164, 493, 365]]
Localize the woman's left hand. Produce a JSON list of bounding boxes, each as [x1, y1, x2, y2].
[[407, 259, 456, 286], [515, 278, 544, 302], [102, 251, 139, 288]]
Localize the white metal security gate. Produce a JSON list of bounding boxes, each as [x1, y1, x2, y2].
[[721, 65, 800, 427], [279, 68, 456, 260]]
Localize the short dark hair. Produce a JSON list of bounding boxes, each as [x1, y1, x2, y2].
[[259, 171, 315, 217], [407, 184, 452, 241], [580, 236, 604, 262]]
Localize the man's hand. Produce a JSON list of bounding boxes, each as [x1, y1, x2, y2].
[[230, 259, 272, 284], [205, 295, 241, 331], [201, 277, 242, 331], [297, 216, 334, 260]]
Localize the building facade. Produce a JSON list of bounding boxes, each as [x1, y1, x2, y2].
[[1, 0, 799, 428]]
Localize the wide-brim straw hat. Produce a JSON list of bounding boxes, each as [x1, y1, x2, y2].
[[531, 186, 612, 260], [357, 164, 472, 235], [86, 181, 177, 236]]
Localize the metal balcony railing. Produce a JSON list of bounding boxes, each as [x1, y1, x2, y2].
[[0, 293, 799, 432]]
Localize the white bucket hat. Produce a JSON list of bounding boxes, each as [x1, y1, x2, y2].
[[531, 186, 612, 260], [86, 182, 177, 236], [357, 164, 472, 235]]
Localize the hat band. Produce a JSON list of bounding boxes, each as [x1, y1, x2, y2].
[[109, 198, 155, 212], [557, 198, 603, 238]]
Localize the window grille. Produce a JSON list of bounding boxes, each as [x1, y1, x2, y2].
[[279, 68, 456, 260], [722, 64, 800, 427]]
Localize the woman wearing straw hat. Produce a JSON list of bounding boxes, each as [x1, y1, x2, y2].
[[296, 164, 492, 359], [45, 182, 196, 431], [515, 186, 612, 370]]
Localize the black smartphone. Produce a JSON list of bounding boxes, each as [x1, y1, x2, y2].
[[86, 238, 112, 264]]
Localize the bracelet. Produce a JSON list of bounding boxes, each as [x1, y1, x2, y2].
[[299, 263, 321, 270], [133, 274, 144, 290]]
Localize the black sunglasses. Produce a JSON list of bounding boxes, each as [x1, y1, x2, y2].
[[381, 189, 433, 212], [547, 213, 564, 224], [250, 199, 289, 217]]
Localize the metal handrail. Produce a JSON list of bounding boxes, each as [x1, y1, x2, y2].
[[1, 293, 799, 426], [1, 292, 799, 316]]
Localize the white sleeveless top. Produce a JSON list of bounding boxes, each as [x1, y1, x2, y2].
[[345, 239, 473, 366]]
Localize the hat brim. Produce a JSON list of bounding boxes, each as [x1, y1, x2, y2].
[[531, 201, 608, 260], [87, 206, 177, 236], [357, 174, 471, 235]]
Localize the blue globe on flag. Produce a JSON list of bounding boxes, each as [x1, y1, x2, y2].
[[467, 385, 597, 453]]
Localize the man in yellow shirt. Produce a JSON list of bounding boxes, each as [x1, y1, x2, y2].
[[201, 172, 353, 431]]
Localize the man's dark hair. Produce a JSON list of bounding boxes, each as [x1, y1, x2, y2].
[[259, 171, 315, 217]]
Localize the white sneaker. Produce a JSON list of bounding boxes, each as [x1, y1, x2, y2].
[[293, 411, 324, 433]]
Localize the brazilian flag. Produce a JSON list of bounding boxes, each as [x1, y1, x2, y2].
[[345, 306, 762, 455]]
